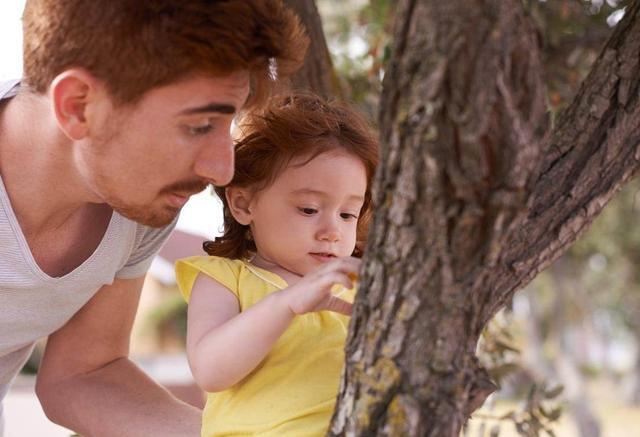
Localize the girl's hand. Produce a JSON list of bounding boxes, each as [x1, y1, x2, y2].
[[281, 257, 360, 316]]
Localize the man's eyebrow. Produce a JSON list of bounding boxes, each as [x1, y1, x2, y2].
[[179, 103, 237, 116]]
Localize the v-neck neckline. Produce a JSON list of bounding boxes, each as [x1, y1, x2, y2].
[[0, 173, 118, 282]]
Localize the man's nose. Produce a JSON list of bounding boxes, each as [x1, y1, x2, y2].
[[193, 132, 235, 186]]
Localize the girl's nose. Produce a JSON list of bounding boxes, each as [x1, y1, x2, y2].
[[317, 219, 340, 242]]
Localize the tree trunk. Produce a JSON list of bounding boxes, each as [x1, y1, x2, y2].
[[330, 0, 640, 435], [283, 0, 343, 99]]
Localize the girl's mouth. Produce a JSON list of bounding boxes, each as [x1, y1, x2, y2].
[[309, 252, 336, 261]]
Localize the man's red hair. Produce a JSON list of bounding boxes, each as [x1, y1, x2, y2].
[[22, 0, 308, 107]]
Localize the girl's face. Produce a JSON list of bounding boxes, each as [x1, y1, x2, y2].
[[244, 149, 367, 277]]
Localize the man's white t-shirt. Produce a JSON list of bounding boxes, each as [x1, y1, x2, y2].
[[0, 80, 177, 434]]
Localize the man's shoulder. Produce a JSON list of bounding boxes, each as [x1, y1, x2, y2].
[[111, 213, 179, 279]]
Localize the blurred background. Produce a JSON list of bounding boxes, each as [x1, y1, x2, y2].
[[2, 0, 640, 436]]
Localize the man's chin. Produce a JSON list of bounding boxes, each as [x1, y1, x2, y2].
[[113, 205, 179, 228]]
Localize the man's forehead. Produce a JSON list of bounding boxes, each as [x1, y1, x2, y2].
[[125, 71, 250, 114]]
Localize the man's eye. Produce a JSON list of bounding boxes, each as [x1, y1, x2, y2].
[[299, 207, 318, 215], [187, 123, 214, 136]]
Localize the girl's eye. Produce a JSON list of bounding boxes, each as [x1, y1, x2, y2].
[[340, 213, 358, 220], [299, 207, 318, 216], [186, 122, 214, 136]]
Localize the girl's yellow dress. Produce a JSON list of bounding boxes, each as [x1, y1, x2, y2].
[[175, 255, 355, 437]]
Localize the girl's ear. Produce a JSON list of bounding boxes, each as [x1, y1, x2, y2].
[[226, 187, 254, 225]]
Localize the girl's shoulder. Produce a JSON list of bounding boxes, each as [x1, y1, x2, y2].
[[175, 255, 245, 301], [176, 255, 245, 275]]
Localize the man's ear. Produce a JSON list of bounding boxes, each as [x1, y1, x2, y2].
[[50, 68, 104, 140], [226, 187, 254, 225]]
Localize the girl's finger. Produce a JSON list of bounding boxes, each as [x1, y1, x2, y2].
[[313, 256, 361, 277], [313, 271, 354, 291], [325, 297, 353, 316]]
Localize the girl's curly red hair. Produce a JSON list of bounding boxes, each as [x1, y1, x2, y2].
[[204, 93, 380, 260]]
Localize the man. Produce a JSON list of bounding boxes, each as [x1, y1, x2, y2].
[[0, 1, 307, 435]]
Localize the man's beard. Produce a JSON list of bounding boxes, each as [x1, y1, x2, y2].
[[112, 200, 180, 228], [107, 180, 210, 228], [88, 121, 210, 228]]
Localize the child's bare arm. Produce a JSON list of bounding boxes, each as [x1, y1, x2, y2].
[[186, 275, 294, 392], [186, 257, 360, 393]]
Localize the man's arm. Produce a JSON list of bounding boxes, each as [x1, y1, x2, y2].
[[35, 276, 201, 437]]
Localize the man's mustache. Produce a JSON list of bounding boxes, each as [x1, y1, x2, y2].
[[161, 179, 210, 196]]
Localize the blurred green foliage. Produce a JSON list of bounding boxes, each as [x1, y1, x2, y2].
[[147, 292, 189, 347], [561, 177, 640, 341], [317, 0, 391, 119]]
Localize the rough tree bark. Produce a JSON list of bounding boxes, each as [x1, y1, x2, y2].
[[325, 0, 640, 435], [284, 0, 343, 99]]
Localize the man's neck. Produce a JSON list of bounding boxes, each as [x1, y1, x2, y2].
[[0, 90, 102, 238]]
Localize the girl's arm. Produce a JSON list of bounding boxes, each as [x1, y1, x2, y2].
[[186, 274, 294, 392], [186, 256, 359, 392]]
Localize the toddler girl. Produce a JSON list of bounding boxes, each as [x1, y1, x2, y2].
[[175, 93, 379, 436]]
